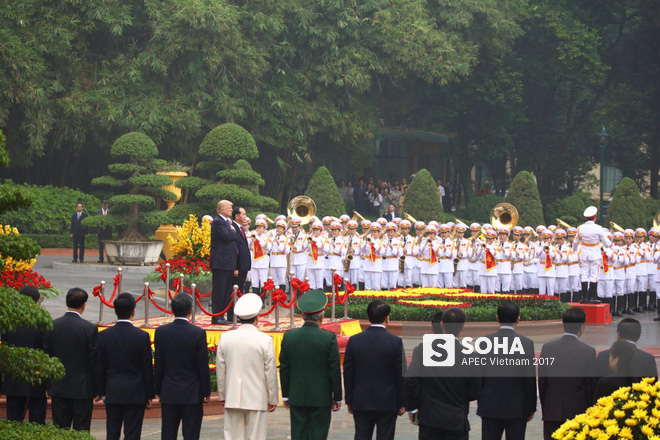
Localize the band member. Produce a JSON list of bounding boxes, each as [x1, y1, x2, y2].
[[597, 230, 615, 311], [453, 224, 469, 289], [417, 225, 440, 288], [611, 232, 626, 316], [339, 214, 351, 231], [510, 226, 526, 293], [554, 229, 570, 301], [475, 230, 499, 294], [325, 222, 344, 289], [322, 217, 333, 238], [496, 227, 513, 293], [438, 225, 456, 288], [359, 220, 372, 290], [567, 227, 580, 301], [342, 220, 362, 285], [288, 219, 308, 281], [635, 228, 651, 310], [305, 222, 327, 290], [270, 220, 290, 289], [648, 228, 659, 317], [623, 229, 640, 314], [361, 223, 384, 290], [536, 230, 557, 296], [248, 219, 272, 296], [398, 220, 415, 288], [522, 227, 539, 294], [467, 223, 482, 292], [381, 223, 401, 290], [572, 206, 611, 303], [412, 222, 426, 287]]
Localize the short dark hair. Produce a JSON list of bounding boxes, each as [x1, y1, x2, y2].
[[441, 307, 466, 336], [66, 288, 88, 309], [617, 318, 641, 342], [114, 293, 136, 320], [497, 302, 519, 324], [76, 202, 83, 207], [238, 316, 257, 325], [232, 206, 244, 221], [610, 339, 636, 376], [19, 285, 40, 303], [367, 300, 390, 324], [171, 293, 193, 317], [431, 311, 444, 334], [562, 308, 587, 334]]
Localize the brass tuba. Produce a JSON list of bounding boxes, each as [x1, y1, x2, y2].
[[491, 203, 519, 231], [404, 213, 417, 224], [654, 211, 660, 230], [609, 221, 624, 233], [556, 218, 571, 230], [287, 196, 317, 226]]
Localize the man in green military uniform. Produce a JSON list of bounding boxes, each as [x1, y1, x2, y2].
[[279, 290, 342, 439]]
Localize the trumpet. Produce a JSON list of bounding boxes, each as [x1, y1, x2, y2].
[[544, 245, 550, 252], [427, 238, 433, 245]]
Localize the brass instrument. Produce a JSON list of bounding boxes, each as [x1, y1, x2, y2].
[[491, 203, 519, 231], [343, 244, 354, 272], [399, 255, 406, 273], [654, 210, 660, 229], [287, 195, 317, 226], [610, 221, 624, 233], [264, 216, 275, 225], [404, 213, 417, 224], [467, 242, 482, 263], [330, 216, 341, 223], [544, 245, 550, 252], [452, 257, 460, 276], [556, 218, 571, 230], [352, 211, 366, 223]]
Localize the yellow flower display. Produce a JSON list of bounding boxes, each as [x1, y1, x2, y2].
[[554, 378, 660, 439], [168, 215, 211, 258], [0, 224, 36, 272]]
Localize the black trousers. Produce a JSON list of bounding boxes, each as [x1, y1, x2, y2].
[[419, 424, 469, 440], [543, 421, 563, 440], [161, 403, 203, 440], [72, 234, 85, 261], [212, 269, 235, 320], [481, 417, 527, 440], [98, 230, 112, 260], [6, 395, 46, 424], [105, 403, 146, 440], [353, 410, 398, 440], [51, 397, 93, 431], [234, 271, 248, 295]]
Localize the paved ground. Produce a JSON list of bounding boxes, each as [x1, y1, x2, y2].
[[26, 255, 660, 439]]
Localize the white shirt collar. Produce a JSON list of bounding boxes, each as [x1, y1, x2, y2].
[[218, 214, 230, 222], [499, 325, 515, 331], [624, 339, 637, 346], [66, 310, 82, 317], [563, 332, 579, 339], [116, 319, 133, 324], [174, 317, 190, 322], [370, 324, 386, 329]]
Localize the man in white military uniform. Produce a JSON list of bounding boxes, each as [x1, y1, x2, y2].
[[572, 206, 611, 304], [217, 294, 278, 440]]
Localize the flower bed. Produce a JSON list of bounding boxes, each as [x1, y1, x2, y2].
[[553, 378, 660, 439], [326, 287, 569, 322]]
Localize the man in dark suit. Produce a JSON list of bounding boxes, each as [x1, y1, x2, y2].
[[210, 199, 239, 325], [594, 317, 657, 380], [44, 287, 98, 431], [383, 204, 396, 222], [154, 294, 211, 440], [477, 302, 536, 440], [344, 300, 405, 440], [95, 200, 112, 263], [1, 286, 47, 424], [232, 205, 251, 296], [406, 309, 480, 440], [538, 308, 596, 440], [280, 290, 342, 440], [70, 202, 88, 263], [97, 293, 154, 440]]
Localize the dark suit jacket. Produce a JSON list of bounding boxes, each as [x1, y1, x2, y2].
[[477, 327, 537, 419], [94, 208, 112, 237], [383, 212, 395, 222], [154, 319, 210, 405], [538, 334, 596, 422], [280, 322, 342, 407], [343, 326, 404, 412], [44, 311, 98, 399], [594, 376, 632, 401], [97, 322, 154, 405], [1, 327, 47, 397], [233, 221, 251, 272], [406, 339, 480, 431], [210, 215, 238, 271], [594, 345, 658, 380], [70, 212, 88, 236]]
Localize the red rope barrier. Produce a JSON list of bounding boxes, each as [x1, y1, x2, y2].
[[258, 302, 277, 317], [195, 295, 233, 317], [146, 287, 173, 315], [92, 285, 115, 308]]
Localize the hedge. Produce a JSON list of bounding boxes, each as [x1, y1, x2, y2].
[[462, 194, 505, 224], [0, 421, 94, 439], [25, 234, 104, 249], [199, 123, 258, 160], [506, 171, 544, 227], [544, 191, 593, 227], [304, 166, 345, 218], [607, 177, 646, 228], [403, 169, 448, 223]]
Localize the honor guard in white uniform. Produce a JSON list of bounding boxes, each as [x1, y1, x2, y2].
[[360, 223, 384, 290], [341, 220, 362, 285], [324, 222, 344, 288], [358, 220, 372, 289], [572, 206, 611, 303], [475, 229, 499, 294], [610, 232, 626, 316], [566, 227, 580, 301], [339, 214, 350, 232], [635, 228, 652, 310], [381, 222, 401, 290], [398, 220, 415, 287], [453, 224, 470, 289], [554, 229, 570, 301], [269, 220, 290, 289], [412, 222, 426, 287], [536, 230, 557, 296], [495, 227, 513, 293], [596, 229, 614, 305], [288, 219, 308, 281], [522, 226, 539, 294], [437, 224, 456, 288], [623, 229, 641, 313], [647, 228, 659, 315], [321, 217, 332, 239], [510, 226, 526, 293], [248, 219, 272, 295], [304, 222, 327, 290], [417, 225, 440, 288], [467, 223, 482, 291], [652, 229, 660, 320]]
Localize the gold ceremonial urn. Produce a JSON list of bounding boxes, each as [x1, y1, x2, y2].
[[156, 171, 188, 260]]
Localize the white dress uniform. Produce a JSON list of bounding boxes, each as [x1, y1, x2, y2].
[[398, 233, 415, 287], [475, 241, 499, 294], [495, 239, 513, 293], [536, 242, 557, 296], [342, 233, 362, 284], [467, 239, 482, 289], [624, 243, 640, 295], [523, 241, 539, 291], [324, 234, 345, 286], [289, 229, 308, 280], [573, 217, 612, 283], [360, 235, 383, 290], [597, 245, 614, 299], [438, 238, 457, 288], [304, 233, 327, 290], [510, 240, 526, 292], [636, 234, 651, 302], [269, 232, 290, 287], [417, 237, 441, 288], [381, 235, 402, 289], [453, 237, 470, 289], [567, 237, 580, 297], [611, 242, 627, 305], [554, 243, 570, 297], [248, 231, 272, 290]]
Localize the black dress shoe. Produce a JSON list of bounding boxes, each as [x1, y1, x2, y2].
[[98, 259, 103, 263], [589, 299, 601, 304], [72, 260, 77, 263], [80, 259, 84, 263], [654, 315, 660, 322], [612, 310, 623, 317], [212, 318, 231, 325]]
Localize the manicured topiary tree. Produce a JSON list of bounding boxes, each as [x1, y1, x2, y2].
[[463, 195, 505, 224], [544, 192, 593, 227], [304, 166, 345, 218], [505, 171, 544, 227], [192, 124, 278, 213], [403, 169, 447, 224], [607, 177, 646, 228], [83, 132, 175, 241]]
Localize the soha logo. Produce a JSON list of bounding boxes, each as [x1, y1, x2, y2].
[[423, 335, 525, 367], [422, 335, 456, 367]]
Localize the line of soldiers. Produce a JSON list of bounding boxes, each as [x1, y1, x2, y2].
[[236, 213, 660, 320]]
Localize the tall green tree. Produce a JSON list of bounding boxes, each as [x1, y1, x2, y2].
[[506, 171, 544, 227], [304, 167, 345, 218], [607, 177, 646, 228], [403, 169, 447, 224]]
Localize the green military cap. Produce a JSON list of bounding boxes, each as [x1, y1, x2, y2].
[[297, 289, 328, 314]]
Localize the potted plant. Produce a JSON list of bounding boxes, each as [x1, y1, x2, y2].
[[83, 132, 174, 265]]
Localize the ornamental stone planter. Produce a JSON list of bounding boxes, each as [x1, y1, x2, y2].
[[103, 240, 164, 266]]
